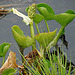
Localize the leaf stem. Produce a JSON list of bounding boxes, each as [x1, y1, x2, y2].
[[45, 20, 50, 32], [35, 23, 40, 34]]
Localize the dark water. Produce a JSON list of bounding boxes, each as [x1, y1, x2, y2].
[[0, 0, 75, 68]]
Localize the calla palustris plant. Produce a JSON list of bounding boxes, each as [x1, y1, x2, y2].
[[51, 10, 75, 47], [46, 11, 75, 51], [26, 3, 55, 24], [11, 25, 35, 50], [34, 29, 57, 48], [34, 3, 55, 32], [0, 43, 11, 57]]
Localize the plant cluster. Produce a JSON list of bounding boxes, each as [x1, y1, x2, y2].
[[0, 3, 75, 75]]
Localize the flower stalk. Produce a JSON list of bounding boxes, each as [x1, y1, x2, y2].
[[29, 19, 35, 39], [28, 3, 36, 50]]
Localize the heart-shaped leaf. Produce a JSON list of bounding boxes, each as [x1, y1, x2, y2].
[[1, 68, 17, 75], [55, 12, 75, 28], [11, 25, 35, 50], [0, 43, 11, 57], [37, 3, 55, 21], [34, 29, 57, 48], [33, 14, 44, 24]]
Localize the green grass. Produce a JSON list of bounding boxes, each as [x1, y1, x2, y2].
[[16, 45, 74, 75]]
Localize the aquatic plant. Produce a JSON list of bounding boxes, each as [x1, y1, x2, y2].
[[0, 3, 75, 75]]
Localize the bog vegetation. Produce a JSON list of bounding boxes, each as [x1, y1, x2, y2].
[[0, 3, 75, 75]]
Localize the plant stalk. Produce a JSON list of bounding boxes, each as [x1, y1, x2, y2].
[[35, 23, 40, 34], [29, 19, 36, 50], [45, 20, 50, 32], [29, 19, 34, 38]]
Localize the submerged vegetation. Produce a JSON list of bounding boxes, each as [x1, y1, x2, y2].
[[0, 3, 75, 75]]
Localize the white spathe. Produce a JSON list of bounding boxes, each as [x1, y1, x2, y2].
[[11, 8, 31, 25]]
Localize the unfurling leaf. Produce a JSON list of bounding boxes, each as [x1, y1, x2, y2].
[[37, 3, 55, 21], [0, 43, 11, 57], [34, 29, 57, 48], [0, 51, 17, 74], [11, 25, 35, 50]]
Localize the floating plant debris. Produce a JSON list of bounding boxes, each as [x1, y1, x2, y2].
[[0, 5, 14, 19]]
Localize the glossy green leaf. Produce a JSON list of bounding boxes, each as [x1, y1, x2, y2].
[[0, 43, 11, 57], [11, 25, 35, 49], [33, 14, 44, 24], [37, 3, 55, 21], [55, 13, 75, 27], [1, 68, 17, 75], [34, 29, 57, 48]]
